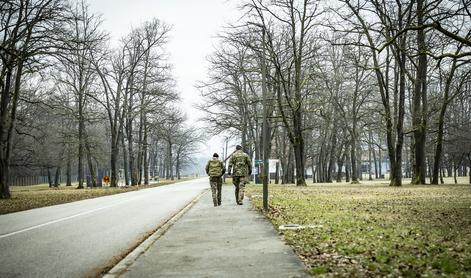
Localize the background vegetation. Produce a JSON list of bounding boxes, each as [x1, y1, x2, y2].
[[198, 0, 471, 187], [1, 0, 202, 199]]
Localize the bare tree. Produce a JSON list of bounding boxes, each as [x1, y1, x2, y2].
[[174, 127, 203, 180], [0, 0, 67, 198], [53, 0, 107, 188], [245, 0, 323, 186]]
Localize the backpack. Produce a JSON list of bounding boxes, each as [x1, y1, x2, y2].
[[208, 159, 222, 177]]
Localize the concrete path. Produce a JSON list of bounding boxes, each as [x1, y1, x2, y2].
[[112, 186, 307, 278]]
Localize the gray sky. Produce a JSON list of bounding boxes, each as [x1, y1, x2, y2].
[[88, 0, 242, 157]]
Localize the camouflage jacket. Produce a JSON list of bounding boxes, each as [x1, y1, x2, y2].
[[228, 150, 252, 177]]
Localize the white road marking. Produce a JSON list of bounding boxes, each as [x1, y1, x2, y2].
[[0, 195, 144, 240]]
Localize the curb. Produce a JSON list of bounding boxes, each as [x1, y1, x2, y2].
[[103, 189, 209, 278]]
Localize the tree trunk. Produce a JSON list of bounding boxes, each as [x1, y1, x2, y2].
[[66, 154, 72, 186], [0, 69, 13, 198], [428, 158, 432, 184], [368, 136, 373, 180], [47, 168, 53, 187], [432, 62, 458, 184], [160, 153, 165, 178], [391, 46, 406, 186], [0, 59, 25, 198], [54, 166, 61, 187], [326, 124, 337, 183], [440, 167, 444, 184], [275, 160, 280, 184], [176, 153, 181, 180], [110, 136, 119, 187], [454, 163, 458, 184], [293, 121, 306, 186], [345, 149, 351, 183], [282, 136, 289, 184], [167, 141, 173, 180], [137, 117, 144, 185], [350, 135, 359, 183], [311, 157, 316, 183], [289, 156, 295, 184], [318, 144, 324, 182], [358, 147, 363, 181], [287, 145, 295, 184], [143, 121, 149, 185], [412, 0, 428, 185], [336, 152, 345, 183], [389, 8, 408, 187], [77, 94, 85, 189], [127, 125, 136, 186], [373, 144, 378, 179], [121, 134, 129, 186], [85, 137, 96, 187]]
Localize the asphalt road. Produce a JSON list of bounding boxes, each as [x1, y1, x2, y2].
[[0, 178, 208, 278]]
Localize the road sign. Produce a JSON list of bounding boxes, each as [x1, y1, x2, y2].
[[103, 175, 110, 185]]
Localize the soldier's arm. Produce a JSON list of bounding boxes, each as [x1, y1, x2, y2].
[[205, 161, 209, 175]]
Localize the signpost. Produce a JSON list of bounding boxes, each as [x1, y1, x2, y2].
[[261, 27, 269, 211], [248, 21, 269, 211]]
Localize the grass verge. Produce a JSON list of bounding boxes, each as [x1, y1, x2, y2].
[[247, 182, 471, 277], [0, 178, 194, 215]]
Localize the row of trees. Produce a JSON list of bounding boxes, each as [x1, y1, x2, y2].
[[0, 0, 200, 198], [199, 0, 471, 186]]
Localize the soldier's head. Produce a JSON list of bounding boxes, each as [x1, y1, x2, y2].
[[213, 153, 219, 158], [236, 145, 242, 150]]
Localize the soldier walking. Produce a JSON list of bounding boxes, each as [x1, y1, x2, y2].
[[227, 145, 252, 205], [205, 153, 225, 207]]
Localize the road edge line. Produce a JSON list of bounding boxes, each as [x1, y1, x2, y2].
[[102, 189, 209, 278]]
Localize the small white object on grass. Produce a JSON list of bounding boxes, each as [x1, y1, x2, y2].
[[278, 224, 323, 230]]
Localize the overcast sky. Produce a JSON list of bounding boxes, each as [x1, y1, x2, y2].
[[88, 0, 242, 157]]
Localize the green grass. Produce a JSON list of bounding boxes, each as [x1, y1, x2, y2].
[[0, 178, 194, 215], [247, 182, 471, 277]]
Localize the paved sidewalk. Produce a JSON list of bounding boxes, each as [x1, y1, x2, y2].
[[116, 186, 307, 277]]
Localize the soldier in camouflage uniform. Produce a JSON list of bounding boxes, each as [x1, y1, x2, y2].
[[227, 145, 252, 205], [205, 153, 225, 207]]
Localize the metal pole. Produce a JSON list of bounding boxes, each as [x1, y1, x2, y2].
[[225, 138, 228, 162], [261, 28, 269, 211], [224, 137, 228, 183]]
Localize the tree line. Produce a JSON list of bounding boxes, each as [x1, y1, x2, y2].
[[0, 0, 200, 198], [198, 0, 471, 186]]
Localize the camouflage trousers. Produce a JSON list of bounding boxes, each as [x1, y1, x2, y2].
[[209, 176, 222, 206], [233, 176, 246, 205]]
